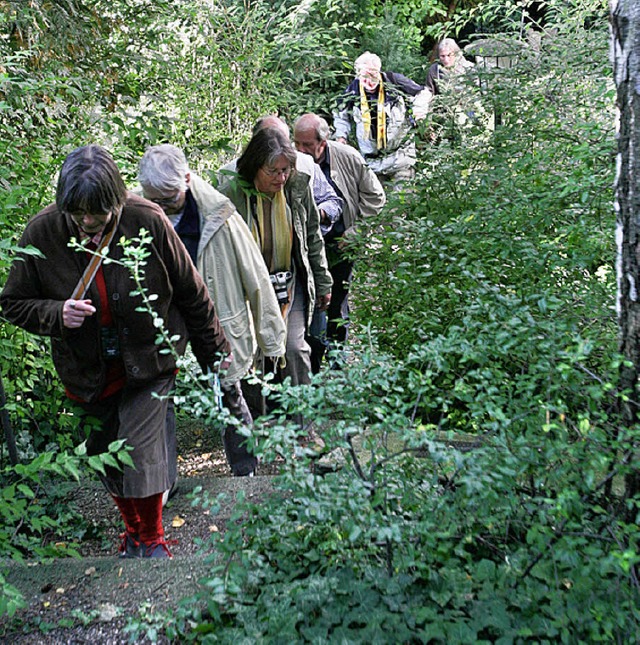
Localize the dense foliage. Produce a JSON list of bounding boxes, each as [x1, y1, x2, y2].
[[1, 0, 638, 641]]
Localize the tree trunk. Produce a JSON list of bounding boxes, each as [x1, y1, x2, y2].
[[612, 0, 640, 510]]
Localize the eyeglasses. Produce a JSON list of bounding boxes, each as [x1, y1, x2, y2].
[[149, 191, 182, 207], [69, 211, 112, 224], [261, 166, 292, 178]]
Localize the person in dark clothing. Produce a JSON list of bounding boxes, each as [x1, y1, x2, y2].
[[294, 113, 386, 370], [0, 145, 233, 559], [425, 38, 475, 96]]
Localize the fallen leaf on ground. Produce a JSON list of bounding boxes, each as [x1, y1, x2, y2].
[[172, 515, 186, 528]]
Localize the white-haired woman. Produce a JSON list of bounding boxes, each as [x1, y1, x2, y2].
[[425, 38, 475, 96]]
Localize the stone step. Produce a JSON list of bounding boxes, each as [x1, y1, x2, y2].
[[58, 472, 277, 556]]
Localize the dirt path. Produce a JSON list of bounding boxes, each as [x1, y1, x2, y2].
[[0, 417, 280, 643]]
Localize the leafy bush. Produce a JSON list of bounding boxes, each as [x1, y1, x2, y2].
[[0, 438, 133, 563], [352, 12, 615, 427], [118, 5, 640, 642], [149, 343, 639, 642], [2, 0, 638, 640]]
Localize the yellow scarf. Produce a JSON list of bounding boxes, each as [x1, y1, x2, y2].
[[360, 75, 387, 150], [247, 189, 292, 273]]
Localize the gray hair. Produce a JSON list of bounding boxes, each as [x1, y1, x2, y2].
[[56, 144, 126, 216], [138, 144, 189, 193], [252, 115, 291, 139], [438, 38, 461, 55], [237, 128, 297, 183], [293, 113, 331, 143]]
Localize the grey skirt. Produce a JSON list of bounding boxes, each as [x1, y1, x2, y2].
[[80, 375, 175, 498]]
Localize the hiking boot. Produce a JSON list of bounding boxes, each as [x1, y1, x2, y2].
[[140, 539, 174, 559], [233, 459, 258, 477], [118, 532, 141, 559], [234, 469, 256, 477]]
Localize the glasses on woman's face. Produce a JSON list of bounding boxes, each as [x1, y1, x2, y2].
[[261, 165, 292, 179], [69, 210, 113, 235], [149, 191, 182, 207]]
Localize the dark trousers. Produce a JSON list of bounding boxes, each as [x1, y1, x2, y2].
[[309, 250, 353, 372], [166, 378, 256, 479], [308, 309, 328, 374], [220, 381, 257, 476], [326, 256, 353, 346]]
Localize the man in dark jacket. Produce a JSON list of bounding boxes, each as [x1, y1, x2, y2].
[[0, 145, 233, 559]]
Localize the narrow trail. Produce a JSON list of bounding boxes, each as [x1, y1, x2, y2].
[[0, 472, 277, 644], [0, 420, 279, 644]]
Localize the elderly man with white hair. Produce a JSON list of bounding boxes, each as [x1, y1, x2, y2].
[[138, 144, 287, 478], [332, 51, 430, 184]]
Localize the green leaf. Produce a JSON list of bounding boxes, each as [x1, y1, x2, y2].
[[87, 455, 106, 477], [16, 484, 34, 499]]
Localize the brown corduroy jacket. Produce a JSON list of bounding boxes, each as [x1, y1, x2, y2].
[[0, 192, 230, 403]]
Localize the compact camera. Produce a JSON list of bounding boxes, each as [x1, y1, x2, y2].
[[270, 271, 292, 306], [100, 326, 121, 360]]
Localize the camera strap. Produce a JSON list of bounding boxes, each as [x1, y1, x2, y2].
[[70, 207, 122, 301]]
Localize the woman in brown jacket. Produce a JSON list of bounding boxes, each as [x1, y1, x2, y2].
[[0, 145, 232, 558]]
